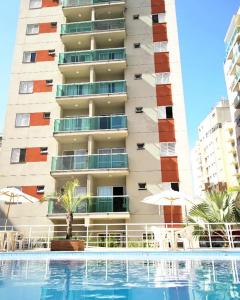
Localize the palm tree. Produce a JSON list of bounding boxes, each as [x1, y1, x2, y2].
[[187, 191, 240, 245], [48, 179, 88, 239]]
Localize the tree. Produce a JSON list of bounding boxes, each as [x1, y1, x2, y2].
[[187, 191, 240, 245], [48, 179, 88, 240]]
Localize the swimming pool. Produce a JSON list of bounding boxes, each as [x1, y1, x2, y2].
[[0, 252, 240, 299]]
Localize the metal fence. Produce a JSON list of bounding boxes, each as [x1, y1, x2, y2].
[[1, 222, 240, 251]]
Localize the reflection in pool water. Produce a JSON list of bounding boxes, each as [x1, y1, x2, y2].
[[0, 259, 240, 299]]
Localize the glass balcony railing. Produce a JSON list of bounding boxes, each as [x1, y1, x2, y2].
[[231, 70, 240, 91], [61, 18, 125, 35], [56, 80, 127, 98], [54, 115, 127, 133], [58, 48, 126, 65], [48, 196, 129, 214], [62, 0, 125, 8], [51, 153, 128, 172], [226, 27, 240, 56]]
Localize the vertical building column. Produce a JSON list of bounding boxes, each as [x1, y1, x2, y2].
[[91, 8, 95, 21], [87, 175, 93, 196], [90, 67, 96, 83], [89, 100, 95, 117], [90, 37, 96, 50], [88, 136, 94, 155]]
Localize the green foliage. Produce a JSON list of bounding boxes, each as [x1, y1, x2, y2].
[[187, 191, 240, 241]]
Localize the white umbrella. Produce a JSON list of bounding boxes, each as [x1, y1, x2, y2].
[[0, 188, 39, 229], [142, 189, 193, 223]]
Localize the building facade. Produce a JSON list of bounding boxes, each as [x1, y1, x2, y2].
[[224, 7, 240, 167], [0, 0, 192, 227], [193, 100, 238, 196]]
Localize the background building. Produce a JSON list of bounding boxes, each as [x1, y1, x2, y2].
[[193, 100, 238, 196], [0, 0, 192, 227], [224, 7, 240, 167]]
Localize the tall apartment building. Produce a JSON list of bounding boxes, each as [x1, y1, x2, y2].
[[0, 0, 192, 227], [193, 100, 238, 195], [224, 7, 240, 165]]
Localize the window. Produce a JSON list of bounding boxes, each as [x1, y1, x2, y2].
[[160, 142, 176, 156], [134, 43, 141, 49], [134, 74, 142, 80], [156, 72, 170, 84], [137, 143, 145, 150], [51, 22, 57, 27], [23, 51, 36, 63], [26, 24, 39, 35], [37, 186, 45, 194], [152, 13, 166, 24], [46, 79, 53, 86], [43, 112, 51, 119], [29, 0, 42, 9], [171, 182, 179, 191], [133, 14, 140, 20], [135, 107, 143, 113], [15, 113, 30, 127], [48, 49, 56, 56], [19, 81, 33, 94], [40, 147, 48, 154], [10, 148, 26, 163], [154, 41, 168, 53], [138, 183, 147, 190], [157, 106, 173, 119]]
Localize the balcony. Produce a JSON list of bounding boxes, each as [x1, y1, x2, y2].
[[54, 115, 128, 141], [228, 45, 240, 75], [234, 93, 240, 109], [58, 48, 126, 77], [62, 1, 126, 21], [48, 195, 129, 217], [231, 70, 240, 92], [61, 19, 125, 48], [51, 153, 129, 176], [62, 0, 125, 8], [56, 80, 127, 107], [226, 27, 240, 60]]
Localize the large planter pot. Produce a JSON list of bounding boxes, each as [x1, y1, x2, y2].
[[51, 240, 85, 251]]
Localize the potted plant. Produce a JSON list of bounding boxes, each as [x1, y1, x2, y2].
[[48, 179, 88, 251]]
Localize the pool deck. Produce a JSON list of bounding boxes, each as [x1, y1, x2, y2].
[[0, 248, 240, 260]]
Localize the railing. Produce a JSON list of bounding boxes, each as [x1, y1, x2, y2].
[[56, 80, 127, 97], [48, 196, 129, 214], [231, 70, 240, 91], [228, 44, 240, 72], [62, 0, 125, 8], [226, 27, 240, 56], [234, 93, 240, 109], [51, 153, 128, 172], [54, 115, 127, 133], [59, 48, 126, 65], [61, 19, 125, 35], [1, 222, 240, 250]]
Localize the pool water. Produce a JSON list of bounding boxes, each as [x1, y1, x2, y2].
[[0, 259, 240, 299]]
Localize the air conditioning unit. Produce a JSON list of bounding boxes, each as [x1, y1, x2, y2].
[[40, 147, 48, 154], [37, 186, 45, 194]]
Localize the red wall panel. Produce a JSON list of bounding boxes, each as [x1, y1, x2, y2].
[[21, 186, 43, 200], [42, 0, 59, 7], [26, 148, 48, 162], [154, 52, 170, 73], [156, 84, 173, 105], [161, 157, 179, 182], [163, 206, 183, 224], [33, 80, 53, 93], [153, 23, 168, 42], [158, 119, 175, 142], [30, 113, 50, 126], [39, 23, 57, 34], [151, 0, 165, 14], [36, 50, 55, 62]]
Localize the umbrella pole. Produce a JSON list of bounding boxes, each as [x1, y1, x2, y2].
[[4, 194, 13, 230]]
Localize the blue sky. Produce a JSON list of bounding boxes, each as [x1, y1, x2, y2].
[[0, 0, 239, 149]]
